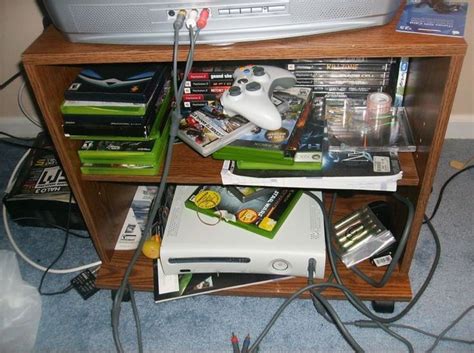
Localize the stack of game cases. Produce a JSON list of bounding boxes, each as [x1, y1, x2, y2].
[[286, 58, 397, 98], [212, 86, 328, 176], [180, 64, 236, 111], [60, 63, 173, 175]]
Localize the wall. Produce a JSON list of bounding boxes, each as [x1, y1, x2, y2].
[[0, 1, 473, 138]]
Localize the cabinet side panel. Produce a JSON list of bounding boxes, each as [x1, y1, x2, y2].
[[401, 56, 465, 272], [22, 64, 136, 262]]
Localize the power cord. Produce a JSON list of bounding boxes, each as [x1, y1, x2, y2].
[[424, 165, 474, 223], [11, 217, 90, 239], [249, 215, 472, 353], [0, 71, 22, 90], [18, 81, 42, 128], [37, 192, 74, 296]]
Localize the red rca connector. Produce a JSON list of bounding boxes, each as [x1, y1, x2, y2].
[[197, 8, 210, 29]]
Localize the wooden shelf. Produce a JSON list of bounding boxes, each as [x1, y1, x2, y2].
[[22, 2, 466, 301], [96, 252, 411, 301]]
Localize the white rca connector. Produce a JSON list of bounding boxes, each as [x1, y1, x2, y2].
[[185, 9, 199, 29]]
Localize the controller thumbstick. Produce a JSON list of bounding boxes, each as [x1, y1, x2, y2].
[[252, 66, 265, 76], [229, 86, 242, 96], [246, 82, 262, 91]]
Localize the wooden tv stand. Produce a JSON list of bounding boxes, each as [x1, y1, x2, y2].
[[22, 10, 466, 302]]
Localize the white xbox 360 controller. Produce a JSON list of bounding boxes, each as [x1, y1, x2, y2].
[[220, 65, 297, 130]]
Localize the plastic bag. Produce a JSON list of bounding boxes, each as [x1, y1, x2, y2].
[[0, 250, 42, 353]]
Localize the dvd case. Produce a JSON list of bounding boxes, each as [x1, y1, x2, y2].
[[184, 185, 302, 239]]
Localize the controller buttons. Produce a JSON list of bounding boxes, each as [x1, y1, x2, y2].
[[246, 82, 261, 91], [237, 78, 249, 85], [253, 66, 265, 76], [229, 86, 242, 96]]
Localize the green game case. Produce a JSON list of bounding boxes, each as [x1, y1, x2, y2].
[[236, 159, 322, 171], [80, 131, 169, 176], [212, 87, 312, 164], [78, 118, 171, 165], [66, 85, 173, 141], [184, 186, 302, 239], [61, 101, 148, 116]]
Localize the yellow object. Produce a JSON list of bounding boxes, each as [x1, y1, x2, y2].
[[193, 190, 221, 209], [142, 235, 162, 259]]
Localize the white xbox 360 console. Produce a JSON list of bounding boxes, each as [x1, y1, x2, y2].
[[43, 0, 401, 45], [160, 185, 326, 278]]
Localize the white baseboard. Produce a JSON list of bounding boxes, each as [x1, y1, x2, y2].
[[0, 117, 43, 138], [445, 120, 474, 139]]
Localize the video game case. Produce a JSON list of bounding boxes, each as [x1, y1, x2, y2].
[[287, 62, 394, 72], [63, 85, 164, 126], [65, 84, 173, 141], [296, 78, 390, 87], [153, 264, 292, 304], [226, 186, 276, 203], [182, 71, 234, 80], [64, 122, 154, 138], [78, 118, 171, 165], [213, 87, 312, 162], [228, 161, 323, 178], [60, 100, 148, 116], [285, 95, 327, 163], [183, 100, 220, 110], [294, 71, 391, 79], [177, 104, 254, 157], [287, 58, 396, 64], [309, 86, 387, 94], [184, 86, 231, 94], [184, 185, 302, 239], [60, 78, 170, 117], [394, 57, 410, 107], [183, 79, 235, 88], [212, 87, 313, 164], [3, 132, 86, 230], [80, 132, 169, 176], [64, 64, 170, 103], [236, 159, 322, 171], [182, 93, 221, 102]]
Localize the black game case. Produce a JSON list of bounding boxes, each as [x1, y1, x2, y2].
[[3, 133, 86, 230], [64, 64, 170, 103]]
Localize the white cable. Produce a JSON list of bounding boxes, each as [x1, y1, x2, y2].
[[3, 149, 102, 274], [17, 80, 42, 128]]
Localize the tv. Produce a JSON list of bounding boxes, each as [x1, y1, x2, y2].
[[43, 0, 401, 45]]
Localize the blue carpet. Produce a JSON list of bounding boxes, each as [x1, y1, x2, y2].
[[0, 140, 473, 353]]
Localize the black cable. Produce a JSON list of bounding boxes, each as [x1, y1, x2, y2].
[[0, 71, 22, 90], [38, 192, 74, 296], [0, 131, 35, 141], [0, 138, 53, 152], [305, 190, 442, 324], [330, 193, 415, 288], [424, 165, 474, 223], [11, 216, 90, 239]]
